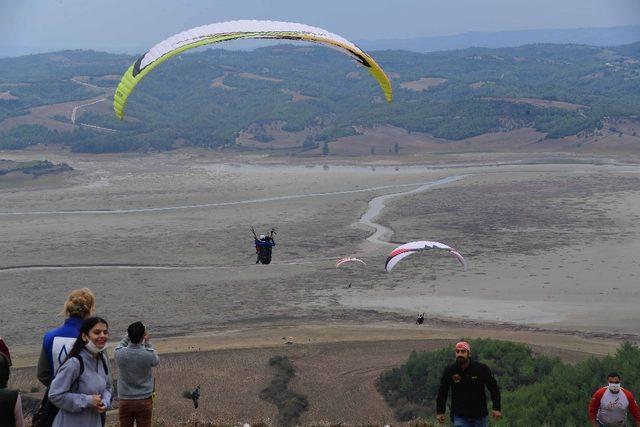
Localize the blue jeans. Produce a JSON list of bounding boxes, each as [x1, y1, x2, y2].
[[453, 415, 488, 427]]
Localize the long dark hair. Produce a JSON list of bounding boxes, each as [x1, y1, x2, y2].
[[65, 316, 109, 362]]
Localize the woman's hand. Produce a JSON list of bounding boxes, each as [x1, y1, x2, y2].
[[90, 394, 105, 412]]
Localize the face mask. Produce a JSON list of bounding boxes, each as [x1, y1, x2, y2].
[[609, 383, 621, 393], [84, 340, 106, 355]]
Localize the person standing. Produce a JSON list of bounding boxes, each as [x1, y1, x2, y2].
[[588, 372, 640, 427], [436, 341, 501, 427], [0, 349, 24, 427], [0, 336, 12, 366], [48, 316, 112, 427], [37, 288, 96, 387], [114, 322, 160, 427]]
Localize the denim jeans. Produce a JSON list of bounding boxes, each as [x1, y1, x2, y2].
[[453, 415, 488, 427]]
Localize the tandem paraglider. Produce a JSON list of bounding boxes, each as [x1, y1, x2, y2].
[[251, 227, 276, 265]]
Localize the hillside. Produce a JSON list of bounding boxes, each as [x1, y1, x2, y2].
[[0, 43, 639, 153]]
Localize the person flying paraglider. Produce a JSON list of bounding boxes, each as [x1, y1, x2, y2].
[[251, 227, 276, 264], [191, 385, 200, 409]]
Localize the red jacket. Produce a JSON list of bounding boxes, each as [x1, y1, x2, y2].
[[0, 338, 10, 366], [588, 386, 640, 423]]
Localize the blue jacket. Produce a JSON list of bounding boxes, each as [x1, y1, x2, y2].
[[38, 316, 83, 386], [255, 239, 276, 248]]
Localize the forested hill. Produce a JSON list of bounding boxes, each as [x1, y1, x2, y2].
[[0, 42, 639, 153]]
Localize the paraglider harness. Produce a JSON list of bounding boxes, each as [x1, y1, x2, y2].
[[251, 227, 276, 265]]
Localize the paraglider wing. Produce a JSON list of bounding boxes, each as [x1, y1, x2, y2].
[[336, 257, 367, 268], [449, 249, 468, 271], [114, 20, 393, 119], [385, 240, 466, 272], [385, 248, 417, 272]]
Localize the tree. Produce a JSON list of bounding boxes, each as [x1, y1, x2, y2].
[[322, 141, 329, 156]]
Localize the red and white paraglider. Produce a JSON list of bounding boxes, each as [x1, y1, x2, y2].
[[335, 257, 367, 268], [385, 241, 467, 272]]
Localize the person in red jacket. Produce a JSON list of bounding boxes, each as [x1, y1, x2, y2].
[[588, 372, 640, 427]]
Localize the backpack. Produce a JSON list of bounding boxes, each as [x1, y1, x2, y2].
[[31, 353, 108, 427]]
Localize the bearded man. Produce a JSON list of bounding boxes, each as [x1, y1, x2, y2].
[[436, 341, 502, 426]]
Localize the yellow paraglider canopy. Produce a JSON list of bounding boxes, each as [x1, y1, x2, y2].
[[114, 20, 392, 119]]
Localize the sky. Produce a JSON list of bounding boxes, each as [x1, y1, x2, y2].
[[2, 0, 640, 55]]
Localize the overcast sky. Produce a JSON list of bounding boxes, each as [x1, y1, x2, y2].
[[2, 0, 640, 55]]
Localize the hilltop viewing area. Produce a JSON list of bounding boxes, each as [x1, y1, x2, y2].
[[2, 1, 640, 425]]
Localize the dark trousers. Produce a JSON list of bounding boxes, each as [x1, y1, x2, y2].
[[119, 396, 153, 427]]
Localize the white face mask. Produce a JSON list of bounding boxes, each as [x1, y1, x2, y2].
[[609, 383, 621, 393], [84, 340, 107, 354]]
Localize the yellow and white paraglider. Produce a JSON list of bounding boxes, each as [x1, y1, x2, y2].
[[114, 20, 393, 119]]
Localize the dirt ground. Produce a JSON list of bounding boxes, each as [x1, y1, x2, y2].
[[9, 323, 622, 425], [1, 145, 639, 424]]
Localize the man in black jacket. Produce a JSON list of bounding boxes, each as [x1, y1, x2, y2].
[[436, 341, 501, 426]]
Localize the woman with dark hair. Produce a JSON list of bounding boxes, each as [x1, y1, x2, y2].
[[48, 317, 112, 427], [37, 288, 96, 386]]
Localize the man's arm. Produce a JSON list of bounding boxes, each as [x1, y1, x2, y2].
[[436, 367, 451, 415], [622, 389, 640, 422], [588, 388, 605, 423], [116, 335, 130, 350], [484, 365, 501, 412], [36, 345, 51, 387], [143, 335, 160, 367]]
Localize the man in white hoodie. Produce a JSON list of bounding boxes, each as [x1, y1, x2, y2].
[[588, 372, 640, 427], [114, 322, 160, 427]]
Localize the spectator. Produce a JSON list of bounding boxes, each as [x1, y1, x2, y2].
[[436, 341, 501, 426], [588, 372, 640, 426], [0, 336, 12, 366], [114, 321, 160, 427], [48, 316, 112, 427], [37, 288, 96, 387], [0, 348, 24, 426]]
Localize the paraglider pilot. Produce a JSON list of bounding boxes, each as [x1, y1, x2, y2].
[[191, 385, 200, 409], [252, 227, 276, 265]]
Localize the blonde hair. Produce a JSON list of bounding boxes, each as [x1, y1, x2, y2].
[[61, 288, 96, 318]]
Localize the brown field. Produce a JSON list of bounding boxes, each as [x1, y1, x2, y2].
[[281, 89, 318, 102], [0, 91, 18, 100], [481, 97, 586, 111], [238, 72, 283, 83], [400, 77, 447, 91], [468, 81, 495, 89], [0, 94, 109, 132], [210, 73, 235, 90]]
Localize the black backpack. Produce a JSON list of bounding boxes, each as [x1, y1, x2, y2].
[[31, 353, 108, 427]]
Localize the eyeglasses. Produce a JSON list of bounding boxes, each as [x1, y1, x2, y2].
[[455, 349, 468, 354]]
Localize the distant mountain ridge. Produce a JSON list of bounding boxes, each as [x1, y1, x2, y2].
[[357, 25, 640, 52], [2, 26, 640, 58]]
